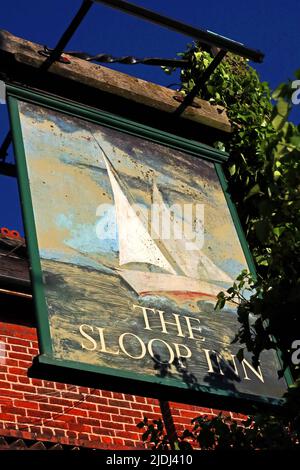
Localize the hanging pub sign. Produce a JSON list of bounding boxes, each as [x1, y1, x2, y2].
[[8, 85, 288, 407]]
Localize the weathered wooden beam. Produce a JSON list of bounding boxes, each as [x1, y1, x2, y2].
[[0, 30, 231, 133]]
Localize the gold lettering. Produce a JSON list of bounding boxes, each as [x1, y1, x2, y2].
[[119, 333, 146, 359], [184, 316, 205, 340], [132, 304, 155, 330], [203, 348, 214, 373], [242, 359, 264, 382], [173, 343, 192, 367], [157, 310, 185, 337], [96, 327, 120, 356], [148, 338, 175, 364], [79, 324, 97, 351]]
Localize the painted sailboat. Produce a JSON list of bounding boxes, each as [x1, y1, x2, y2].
[[102, 151, 233, 300]]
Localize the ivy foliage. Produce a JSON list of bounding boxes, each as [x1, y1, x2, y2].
[[137, 49, 300, 450], [137, 413, 300, 450], [138, 48, 300, 450], [175, 45, 300, 382]]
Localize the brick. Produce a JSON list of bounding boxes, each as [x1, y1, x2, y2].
[[101, 436, 112, 444], [0, 388, 23, 399], [130, 403, 153, 412], [112, 415, 134, 424], [112, 392, 124, 400], [30, 426, 42, 434], [66, 430, 77, 439], [0, 413, 16, 422], [14, 384, 36, 393], [125, 424, 144, 433], [42, 380, 55, 389], [171, 402, 198, 411], [121, 409, 143, 418], [48, 398, 73, 407], [77, 402, 97, 411], [67, 423, 92, 433], [16, 416, 41, 425], [31, 378, 43, 386], [4, 359, 18, 367], [18, 376, 31, 385], [145, 398, 159, 405], [179, 409, 201, 419], [101, 421, 124, 431], [41, 427, 54, 437], [89, 434, 102, 443], [2, 406, 26, 416], [108, 399, 131, 409], [6, 338, 29, 347], [12, 345, 28, 353], [176, 419, 195, 430], [78, 433, 90, 441], [117, 430, 140, 440], [0, 365, 7, 372], [63, 392, 84, 400], [112, 437, 125, 447], [134, 396, 146, 404], [9, 352, 32, 362], [5, 422, 23, 430], [151, 406, 162, 414], [43, 420, 66, 428], [135, 412, 161, 421], [0, 397, 12, 405], [14, 400, 39, 410], [0, 380, 11, 389], [124, 394, 135, 402], [27, 409, 52, 419], [39, 403, 64, 413], [54, 429, 66, 437], [96, 406, 120, 415], [88, 396, 108, 405], [55, 383, 67, 390], [35, 387, 55, 395], [6, 374, 19, 383], [124, 439, 136, 447], [67, 409, 88, 417], [92, 427, 113, 436], [28, 348, 38, 355], [18, 360, 33, 369], [89, 411, 110, 421], [78, 417, 101, 427]]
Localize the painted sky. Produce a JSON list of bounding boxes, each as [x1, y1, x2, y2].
[[18, 101, 247, 280], [0, 0, 299, 233]]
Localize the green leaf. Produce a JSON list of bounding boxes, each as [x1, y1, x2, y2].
[[273, 226, 285, 237], [229, 164, 236, 176], [273, 170, 281, 181], [244, 184, 261, 200]]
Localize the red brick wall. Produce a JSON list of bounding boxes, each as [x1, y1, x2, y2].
[[0, 320, 243, 449]]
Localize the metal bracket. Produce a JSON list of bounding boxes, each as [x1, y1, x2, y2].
[[173, 49, 227, 117]]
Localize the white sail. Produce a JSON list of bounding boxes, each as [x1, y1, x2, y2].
[[102, 154, 176, 275], [152, 182, 233, 283]]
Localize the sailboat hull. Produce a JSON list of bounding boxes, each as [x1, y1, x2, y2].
[[117, 269, 224, 300]]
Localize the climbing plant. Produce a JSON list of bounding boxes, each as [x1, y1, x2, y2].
[[173, 45, 300, 382], [138, 46, 300, 450]]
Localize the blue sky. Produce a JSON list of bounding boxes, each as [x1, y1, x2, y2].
[[0, 0, 299, 235]]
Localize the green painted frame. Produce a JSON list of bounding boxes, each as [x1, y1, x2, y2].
[[7, 83, 290, 409]]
